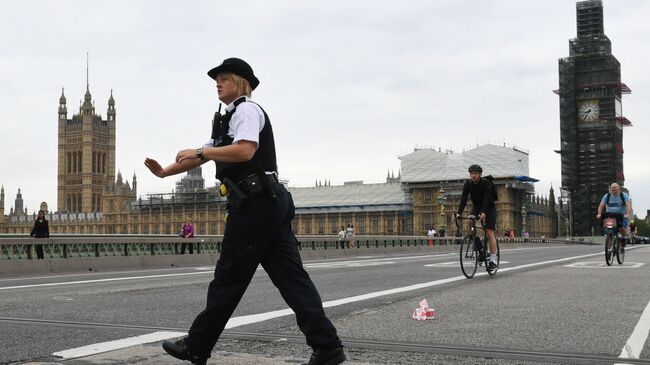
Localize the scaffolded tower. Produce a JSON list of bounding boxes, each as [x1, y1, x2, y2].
[[556, 0, 631, 236]]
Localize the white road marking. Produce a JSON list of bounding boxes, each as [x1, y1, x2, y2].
[[306, 261, 395, 268], [0, 254, 453, 291], [619, 298, 650, 359], [53, 331, 185, 359], [565, 262, 645, 269], [425, 261, 511, 268], [50, 250, 609, 359], [0, 271, 212, 291]]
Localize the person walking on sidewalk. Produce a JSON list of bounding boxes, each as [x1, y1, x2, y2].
[[146, 58, 345, 365]]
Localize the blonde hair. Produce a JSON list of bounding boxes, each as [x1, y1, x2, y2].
[[221, 72, 252, 97]]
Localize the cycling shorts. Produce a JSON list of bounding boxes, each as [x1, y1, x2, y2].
[[471, 205, 497, 231], [602, 212, 626, 229]]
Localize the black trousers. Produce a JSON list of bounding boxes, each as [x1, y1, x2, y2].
[[186, 184, 341, 357]]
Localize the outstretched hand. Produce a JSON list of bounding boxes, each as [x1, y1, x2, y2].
[[144, 158, 165, 178], [176, 149, 200, 164]]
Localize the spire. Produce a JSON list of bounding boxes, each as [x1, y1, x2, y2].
[[86, 52, 89, 91], [59, 88, 66, 104], [81, 53, 93, 113], [108, 89, 115, 106]]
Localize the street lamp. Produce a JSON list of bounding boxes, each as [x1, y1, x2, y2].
[[437, 187, 448, 243]]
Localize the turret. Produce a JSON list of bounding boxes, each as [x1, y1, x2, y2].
[[107, 90, 116, 122], [58, 88, 67, 120], [132, 173, 137, 194], [0, 185, 5, 219], [14, 188, 24, 215], [81, 84, 94, 115]]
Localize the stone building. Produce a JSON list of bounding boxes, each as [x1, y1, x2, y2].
[[0, 84, 558, 238], [400, 145, 557, 238]]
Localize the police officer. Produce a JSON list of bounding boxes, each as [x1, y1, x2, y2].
[[145, 58, 345, 365]]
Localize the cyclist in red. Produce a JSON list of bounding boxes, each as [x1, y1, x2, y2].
[[454, 164, 498, 270]]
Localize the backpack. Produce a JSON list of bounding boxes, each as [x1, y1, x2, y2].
[[484, 175, 498, 202], [605, 192, 626, 206]]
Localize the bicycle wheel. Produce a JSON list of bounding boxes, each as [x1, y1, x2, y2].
[[487, 238, 500, 276], [460, 235, 478, 278], [616, 237, 625, 265], [605, 235, 614, 266]]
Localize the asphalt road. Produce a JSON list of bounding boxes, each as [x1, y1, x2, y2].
[[1, 243, 649, 364]]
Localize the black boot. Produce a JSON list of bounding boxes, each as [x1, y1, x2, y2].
[[302, 347, 346, 365], [162, 337, 208, 365]]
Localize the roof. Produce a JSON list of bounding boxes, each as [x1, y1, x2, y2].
[[287, 182, 407, 209], [399, 144, 530, 183]]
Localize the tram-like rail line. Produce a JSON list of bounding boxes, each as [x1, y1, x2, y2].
[[1, 316, 647, 365]]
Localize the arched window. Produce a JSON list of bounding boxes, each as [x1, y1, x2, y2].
[[67, 152, 72, 173], [72, 194, 77, 212], [92, 152, 96, 173], [67, 194, 72, 212], [77, 193, 82, 212], [72, 152, 77, 173], [78, 152, 82, 173], [102, 153, 107, 174]]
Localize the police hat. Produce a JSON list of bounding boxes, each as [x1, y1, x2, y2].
[[207, 58, 260, 90]]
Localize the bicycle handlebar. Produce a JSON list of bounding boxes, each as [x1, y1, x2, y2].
[[454, 215, 485, 229]]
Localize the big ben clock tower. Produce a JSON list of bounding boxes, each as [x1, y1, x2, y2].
[[557, 0, 632, 236]]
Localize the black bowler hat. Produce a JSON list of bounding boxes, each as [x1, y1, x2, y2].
[[207, 58, 260, 90]]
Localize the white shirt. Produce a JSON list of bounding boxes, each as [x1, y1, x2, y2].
[[427, 229, 436, 238], [205, 96, 265, 150]]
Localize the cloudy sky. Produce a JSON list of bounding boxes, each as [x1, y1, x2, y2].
[[1, 0, 649, 218]]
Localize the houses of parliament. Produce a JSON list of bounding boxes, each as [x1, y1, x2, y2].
[[0, 82, 559, 238]]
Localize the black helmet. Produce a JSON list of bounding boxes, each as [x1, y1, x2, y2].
[[468, 164, 483, 173]]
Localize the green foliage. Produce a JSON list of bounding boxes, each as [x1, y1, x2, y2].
[[633, 215, 650, 236]]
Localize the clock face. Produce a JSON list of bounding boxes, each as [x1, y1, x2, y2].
[[578, 100, 599, 122]]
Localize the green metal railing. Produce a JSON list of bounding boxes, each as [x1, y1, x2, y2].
[[0, 234, 585, 260]]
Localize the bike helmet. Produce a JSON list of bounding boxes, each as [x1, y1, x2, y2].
[[468, 164, 483, 173]]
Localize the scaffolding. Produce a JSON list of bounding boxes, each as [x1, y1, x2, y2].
[[556, 0, 632, 236]]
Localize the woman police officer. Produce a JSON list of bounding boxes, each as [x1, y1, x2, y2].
[[145, 58, 345, 365]]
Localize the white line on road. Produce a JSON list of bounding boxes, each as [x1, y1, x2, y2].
[[619, 298, 650, 359], [53, 331, 186, 359], [0, 271, 212, 291], [51, 250, 609, 359], [0, 253, 453, 291]]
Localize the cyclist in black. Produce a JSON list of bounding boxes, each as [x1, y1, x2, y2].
[[454, 164, 498, 270]]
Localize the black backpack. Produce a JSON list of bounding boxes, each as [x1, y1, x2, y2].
[[484, 175, 498, 202], [605, 192, 626, 206]]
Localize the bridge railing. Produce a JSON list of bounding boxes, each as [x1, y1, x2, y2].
[[0, 234, 588, 260]]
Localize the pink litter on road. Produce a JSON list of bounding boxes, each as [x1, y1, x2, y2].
[[412, 299, 436, 321]]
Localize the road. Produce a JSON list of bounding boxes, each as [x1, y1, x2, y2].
[[1, 243, 649, 364]]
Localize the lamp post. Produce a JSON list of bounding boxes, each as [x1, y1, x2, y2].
[[437, 187, 448, 244]]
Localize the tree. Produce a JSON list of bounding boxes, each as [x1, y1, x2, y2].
[[633, 215, 649, 237]]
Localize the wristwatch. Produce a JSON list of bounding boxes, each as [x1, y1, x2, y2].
[[196, 147, 205, 160]]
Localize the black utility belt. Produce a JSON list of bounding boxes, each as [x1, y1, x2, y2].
[[236, 172, 278, 195], [222, 172, 279, 208]]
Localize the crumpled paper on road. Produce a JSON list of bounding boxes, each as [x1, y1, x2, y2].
[[412, 299, 436, 321]]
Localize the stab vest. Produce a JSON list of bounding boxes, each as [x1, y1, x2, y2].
[[211, 97, 277, 182]]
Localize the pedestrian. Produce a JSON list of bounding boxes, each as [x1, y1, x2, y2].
[[345, 223, 354, 248], [180, 218, 195, 254], [427, 227, 436, 246], [30, 209, 49, 259], [338, 226, 346, 249], [146, 58, 345, 365]]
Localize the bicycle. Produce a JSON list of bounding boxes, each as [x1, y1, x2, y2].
[[602, 216, 625, 266], [456, 215, 500, 278]]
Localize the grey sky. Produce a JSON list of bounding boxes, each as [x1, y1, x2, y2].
[[1, 0, 648, 218]]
